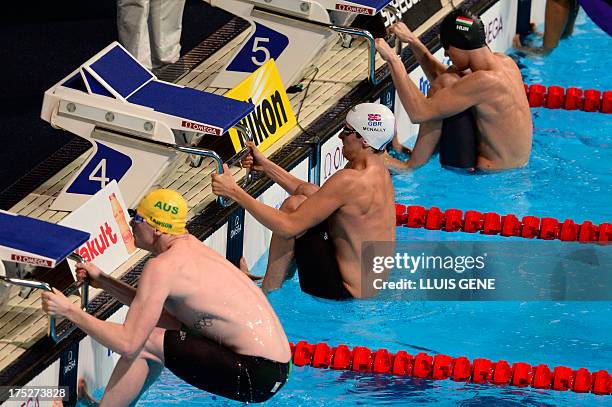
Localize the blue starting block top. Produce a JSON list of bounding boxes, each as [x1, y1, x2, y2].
[[128, 81, 253, 133], [61, 42, 254, 135], [89, 45, 154, 98], [0, 212, 90, 268], [339, 0, 392, 13]]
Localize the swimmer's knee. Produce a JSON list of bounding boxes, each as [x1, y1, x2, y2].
[[429, 73, 460, 96], [294, 183, 319, 197], [142, 328, 165, 363], [280, 195, 308, 213]]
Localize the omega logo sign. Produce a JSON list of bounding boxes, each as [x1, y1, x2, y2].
[[485, 15, 504, 44]]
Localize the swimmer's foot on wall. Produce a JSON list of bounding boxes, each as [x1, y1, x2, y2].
[[390, 135, 412, 154], [78, 377, 99, 406], [240, 256, 263, 281]]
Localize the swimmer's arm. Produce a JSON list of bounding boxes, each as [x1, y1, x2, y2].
[[259, 155, 313, 195], [231, 172, 351, 238], [67, 261, 170, 358], [423, 72, 493, 120], [97, 273, 136, 306], [409, 39, 448, 81], [386, 54, 434, 123], [384, 152, 415, 173], [392, 58, 491, 123], [383, 123, 440, 172], [389, 23, 446, 81], [97, 274, 180, 330]]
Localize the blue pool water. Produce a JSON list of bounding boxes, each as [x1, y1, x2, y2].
[[84, 9, 611, 407]]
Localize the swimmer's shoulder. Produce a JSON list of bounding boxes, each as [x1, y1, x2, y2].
[[142, 256, 173, 280], [338, 164, 388, 191], [329, 167, 358, 181], [495, 52, 520, 68], [325, 168, 361, 193]]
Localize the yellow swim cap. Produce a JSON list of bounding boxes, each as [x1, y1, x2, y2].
[[136, 189, 188, 235]]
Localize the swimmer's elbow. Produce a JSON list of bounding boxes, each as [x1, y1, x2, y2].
[[410, 108, 435, 124], [119, 335, 145, 359], [272, 218, 296, 239], [122, 344, 143, 359], [277, 224, 303, 239], [410, 112, 427, 124]]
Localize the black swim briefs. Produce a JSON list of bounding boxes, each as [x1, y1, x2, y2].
[[294, 220, 353, 300], [164, 331, 290, 403], [439, 108, 478, 170]]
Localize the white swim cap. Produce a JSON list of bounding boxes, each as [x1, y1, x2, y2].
[[345, 103, 395, 150]]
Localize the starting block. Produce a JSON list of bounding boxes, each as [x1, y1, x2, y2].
[[42, 42, 256, 212], [0, 210, 90, 342], [205, 0, 401, 88]]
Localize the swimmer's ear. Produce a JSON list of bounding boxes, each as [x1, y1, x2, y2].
[[361, 139, 370, 149]]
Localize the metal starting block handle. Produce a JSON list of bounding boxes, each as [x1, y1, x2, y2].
[[331, 4, 402, 85], [0, 253, 89, 343], [178, 122, 255, 208]]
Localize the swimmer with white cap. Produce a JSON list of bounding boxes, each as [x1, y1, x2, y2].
[[42, 189, 290, 406], [212, 103, 396, 300], [376, 8, 532, 171]]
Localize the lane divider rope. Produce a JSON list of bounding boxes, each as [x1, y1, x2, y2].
[[290, 340, 612, 395], [395, 204, 611, 243], [524, 83, 612, 113]]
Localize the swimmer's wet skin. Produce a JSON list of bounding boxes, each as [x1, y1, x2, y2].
[[212, 103, 397, 300], [41, 189, 291, 405], [376, 9, 533, 172]]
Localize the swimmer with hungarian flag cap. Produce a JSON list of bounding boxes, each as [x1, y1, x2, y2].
[[212, 103, 396, 300], [43, 188, 290, 406], [376, 9, 532, 172]]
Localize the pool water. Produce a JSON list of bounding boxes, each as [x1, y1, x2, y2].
[[84, 9, 611, 407]]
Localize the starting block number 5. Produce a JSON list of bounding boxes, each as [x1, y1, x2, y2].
[[227, 23, 289, 73], [252, 37, 271, 66]]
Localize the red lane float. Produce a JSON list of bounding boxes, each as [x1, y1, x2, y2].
[[290, 341, 611, 395], [524, 83, 612, 113], [395, 204, 611, 243]]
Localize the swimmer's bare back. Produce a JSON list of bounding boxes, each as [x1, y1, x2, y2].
[[328, 161, 396, 296], [156, 235, 290, 363], [472, 53, 533, 170]]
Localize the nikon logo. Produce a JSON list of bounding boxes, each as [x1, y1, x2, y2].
[[235, 91, 288, 148]]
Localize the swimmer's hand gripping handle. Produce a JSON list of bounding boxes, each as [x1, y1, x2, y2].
[[178, 124, 255, 208], [68, 252, 89, 313], [1, 276, 59, 341], [330, 4, 402, 86]]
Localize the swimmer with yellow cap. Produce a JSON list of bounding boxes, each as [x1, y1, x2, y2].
[[42, 188, 291, 405], [132, 188, 188, 239]]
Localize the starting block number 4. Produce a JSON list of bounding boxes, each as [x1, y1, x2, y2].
[[89, 159, 110, 188], [67, 142, 132, 195], [227, 23, 289, 73]]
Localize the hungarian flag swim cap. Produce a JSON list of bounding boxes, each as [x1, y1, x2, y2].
[[439, 9, 487, 50], [136, 189, 188, 235]]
